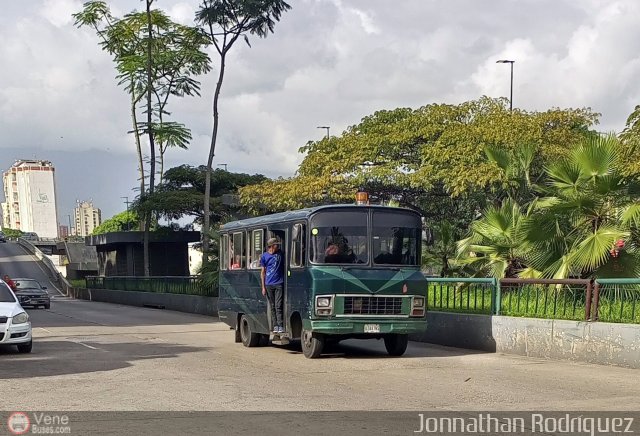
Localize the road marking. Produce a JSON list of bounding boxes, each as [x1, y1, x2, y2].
[[67, 340, 101, 350], [37, 327, 52, 333]]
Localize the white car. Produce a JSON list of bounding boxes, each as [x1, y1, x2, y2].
[[0, 281, 32, 353]]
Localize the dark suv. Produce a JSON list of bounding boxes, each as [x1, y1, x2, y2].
[[14, 278, 51, 309]]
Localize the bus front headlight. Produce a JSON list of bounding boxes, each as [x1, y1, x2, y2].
[[411, 296, 425, 317], [317, 297, 331, 307], [315, 295, 333, 316]]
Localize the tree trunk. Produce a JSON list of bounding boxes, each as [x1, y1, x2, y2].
[[131, 92, 146, 232], [143, 0, 156, 277], [441, 255, 449, 277], [159, 147, 165, 185], [202, 51, 227, 263]]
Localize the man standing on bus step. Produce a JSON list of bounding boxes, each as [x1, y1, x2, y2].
[[261, 238, 285, 334]]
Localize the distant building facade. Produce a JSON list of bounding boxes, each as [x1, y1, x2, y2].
[[59, 225, 69, 238], [1, 160, 59, 238], [73, 200, 102, 237], [1, 202, 9, 228]]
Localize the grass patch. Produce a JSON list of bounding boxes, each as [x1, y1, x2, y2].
[[68, 279, 87, 288]]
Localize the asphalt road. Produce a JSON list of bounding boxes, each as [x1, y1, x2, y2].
[[1, 241, 640, 433]]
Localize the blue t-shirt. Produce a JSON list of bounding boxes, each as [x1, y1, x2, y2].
[[260, 251, 284, 286]]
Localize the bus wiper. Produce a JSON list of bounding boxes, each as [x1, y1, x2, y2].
[[340, 266, 401, 271], [341, 266, 366, 271]]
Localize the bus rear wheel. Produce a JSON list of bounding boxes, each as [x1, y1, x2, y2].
[[384, 334, 408, 357], [301, 329, 324, 359], [240, 315, 260, 347]]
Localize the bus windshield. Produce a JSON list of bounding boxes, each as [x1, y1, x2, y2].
[[310, 210, 368, 264], [372, 211, 421, 266]]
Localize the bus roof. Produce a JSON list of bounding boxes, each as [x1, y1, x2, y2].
[[219, 204, 419, 232]]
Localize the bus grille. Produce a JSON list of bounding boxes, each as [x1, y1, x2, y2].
[[343, 296, 403, 315]]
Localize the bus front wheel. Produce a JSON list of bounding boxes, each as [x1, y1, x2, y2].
[[240, 315, 260, 347], [301, 329, 324, 359], [384, 334, 408, 357]]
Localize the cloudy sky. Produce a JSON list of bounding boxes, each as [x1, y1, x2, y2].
[[1, 0, 639, 221]]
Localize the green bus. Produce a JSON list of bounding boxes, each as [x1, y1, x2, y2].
[[217, 203, 428, 358]]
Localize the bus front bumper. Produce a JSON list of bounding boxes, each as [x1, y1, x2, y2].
[[304, 318, 427, 336]]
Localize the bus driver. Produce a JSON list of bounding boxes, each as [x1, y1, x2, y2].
[[260, 238, 285, 334]]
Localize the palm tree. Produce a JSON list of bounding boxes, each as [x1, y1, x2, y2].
[[456, 200, 534, 278], [525, 134, 640, 278], [458, 135, 640, 279], [423, 221, 459, 277]]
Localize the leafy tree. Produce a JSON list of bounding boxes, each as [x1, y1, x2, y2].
[[2, 228, 23, 239], [134, 166, 267, 225], [619, 104, 640, 177], [423, 221, 460, 277], [75, 0, 210, 275], [92, 211, 140, 235], [195, 0, 292, 260], [75, 2, 209, 192], [240, 98, 599, 223]]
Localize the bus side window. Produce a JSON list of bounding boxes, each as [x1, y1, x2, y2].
[[220, 235, 228, 270], [249, 229, 264, 269], [231, 232, 244, 269], [291, 223, 305, 268]]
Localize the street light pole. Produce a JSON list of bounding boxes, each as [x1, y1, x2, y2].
[[496, 59, 515, 111], [317, 126, 330, 139]]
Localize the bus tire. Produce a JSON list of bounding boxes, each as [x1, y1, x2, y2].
[[384, 334, 408, 357], [301, 328, 324, 359], [240, 315, 260, 347], [234, 317, 242, 343], [258, 334, 270, 346]]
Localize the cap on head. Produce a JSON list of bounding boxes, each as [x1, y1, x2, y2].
[[266, 237, 280, 248]]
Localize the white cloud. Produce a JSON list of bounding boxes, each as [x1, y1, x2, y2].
[[164, 2, 196, 25], [40, 0, 82, 27]]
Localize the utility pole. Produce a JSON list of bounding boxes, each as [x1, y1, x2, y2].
[[217, 164, 228, 171]]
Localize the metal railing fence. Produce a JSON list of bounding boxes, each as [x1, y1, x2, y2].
[[86, 276, 215, 297], [426, 277, 497, 315], [593, 279, 640, 324]]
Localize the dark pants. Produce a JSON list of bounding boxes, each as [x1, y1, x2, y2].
[[266, 285, 284, 328]]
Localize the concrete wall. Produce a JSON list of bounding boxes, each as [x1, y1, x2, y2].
[[410, 312, 497, 351], [412, 311, 640, 369], [68, 287, 217, 317]]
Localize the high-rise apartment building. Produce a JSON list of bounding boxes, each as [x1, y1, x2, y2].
[[73, 200, 102, 237], [1, 160, 59, 238]]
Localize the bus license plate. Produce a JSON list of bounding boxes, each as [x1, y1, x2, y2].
[[364, 324, 380, 333]]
